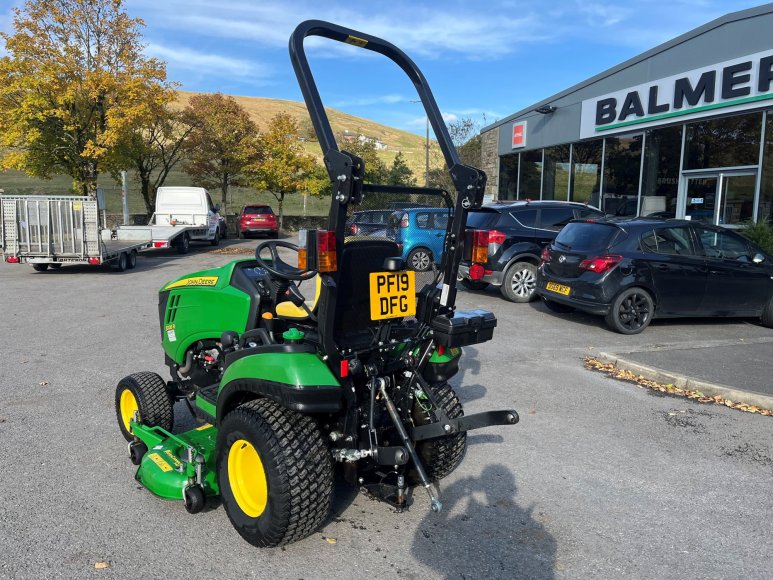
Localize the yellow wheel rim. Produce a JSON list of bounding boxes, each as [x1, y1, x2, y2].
[[228, 439, 268, 518], [119, 389, 139, 433]]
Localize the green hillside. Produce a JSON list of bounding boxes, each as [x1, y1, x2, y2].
[[0, 92, 441, 215]]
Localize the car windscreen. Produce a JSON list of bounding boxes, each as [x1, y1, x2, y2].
[[554, 222, 620, 251], [243, 206, 272, 215], [466, 210, 500, 230]]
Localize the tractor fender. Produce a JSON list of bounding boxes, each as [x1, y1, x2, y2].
[[217, 352, 342, 421]]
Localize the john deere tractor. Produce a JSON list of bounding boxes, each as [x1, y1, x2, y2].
[[115, 20, 519, 548]]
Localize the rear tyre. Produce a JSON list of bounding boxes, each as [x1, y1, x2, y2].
[[115, 372, 174, 441], [605, 287, 654, 335], [217, 399, 333, 547], [177, 233, 190, 254], [210, 230, 220, 246], [114, 252, 128, 272], [50, 263, 62, 269], [409, 382, 467, 484], [543, 298, 575, 313], [126, 250, 137, 269], [460, 278, 489, 291], [407, 247, 433, 272], [761, 296, 773, 328], [32, 264, 48, 272], [501, 262, 538, 303]]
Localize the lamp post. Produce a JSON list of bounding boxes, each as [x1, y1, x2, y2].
[[410, 100, 430, 187]]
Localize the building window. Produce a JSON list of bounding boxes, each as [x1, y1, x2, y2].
[[519, 149, 543, 200], [543, 145, 571, 201], [684, 112, 761, 170], [570, 139, 602, 207], [498, 153, 519, 200], [641, 125, 682, 218], [759, 112, 773, 223], [603, 133, 643, 216]]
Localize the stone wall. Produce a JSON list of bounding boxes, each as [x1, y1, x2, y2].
[[480, 127, 500, 199]]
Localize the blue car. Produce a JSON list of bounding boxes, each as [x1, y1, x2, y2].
[[388, 208, 451, 271]]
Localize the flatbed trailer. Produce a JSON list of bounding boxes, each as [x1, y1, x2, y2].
[[0, 195, 208, 272]]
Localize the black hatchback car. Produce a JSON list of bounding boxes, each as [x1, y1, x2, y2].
[[536, 218, 773, 334], [458, 201, 604, 302]]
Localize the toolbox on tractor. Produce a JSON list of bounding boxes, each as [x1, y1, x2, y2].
[[114, 19, 519, 548]]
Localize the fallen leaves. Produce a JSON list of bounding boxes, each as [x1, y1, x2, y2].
[[583, 356, 772, 417], [38, 380, 49, 386], [94, 561, 110, 570], [211, 247, 254, 255], [322, 536, 337, 544]]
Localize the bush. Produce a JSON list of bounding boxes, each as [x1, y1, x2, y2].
[[741, 219, 773, 255]]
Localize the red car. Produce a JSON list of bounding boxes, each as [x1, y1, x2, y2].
[[239, 205, 278, 239]]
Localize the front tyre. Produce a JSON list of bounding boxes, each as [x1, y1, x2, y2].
[[115, 372, 174, 441], [409, 382, 467, 484], [605, 287, 654, 335], [217, 399, 333, 547], [761, 296, 773, 328]]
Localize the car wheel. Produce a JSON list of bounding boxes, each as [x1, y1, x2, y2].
[[761, 296, 773, 328], [209, 230, 220, 246], [501, 262, 538, 303], [542, 297, 575, 313], [114, 252, 128, 272], [176, 233, 190, 254], [460, 279, 489, 291], [407, 247, 432, 272], [217, 399, 332, 547], [605, 287, 654, 335]]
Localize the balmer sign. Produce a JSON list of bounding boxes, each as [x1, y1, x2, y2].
[[580, 50, 773, 139]]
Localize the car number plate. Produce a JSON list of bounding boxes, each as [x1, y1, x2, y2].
[[369, 271, 416, 320], [546, 281, 571, 296]]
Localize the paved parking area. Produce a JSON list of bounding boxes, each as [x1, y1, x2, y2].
[[1, 240, 772, 579]]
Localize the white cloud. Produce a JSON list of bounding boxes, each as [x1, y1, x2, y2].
[[332, 94, 412, 107], [145, 42, 273, 84]]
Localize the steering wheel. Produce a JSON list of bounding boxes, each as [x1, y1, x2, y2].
[[255, 240, 316, 281]]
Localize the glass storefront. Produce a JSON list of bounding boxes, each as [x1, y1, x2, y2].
[[641, 125, 682, 218], [542, 145, 571, 201], [603, 134, 642, 216], [496, 110, 773, 226], [570, 139, 602, 206]]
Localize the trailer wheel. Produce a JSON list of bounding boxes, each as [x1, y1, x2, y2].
[[126, 250, 137, 269], [113, 252, 128, 272], [217, 398, 333, 547], [32, 264, 48, 272], [177, 233, 190, 254], [115, 372, 174, 441], [408, 382, 467, 484]]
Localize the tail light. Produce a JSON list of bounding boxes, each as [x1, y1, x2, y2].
[[298, 229, 337, 273], [400, 213, 409, 228], [5, 256, 20, 263], [469, 263, 485, 280], [463, 229, 489, 265], [487, 229, 506, 255], [579, 254, 623, 274], [87, 257, 101, 265], [350, 224, 359, 235], [540, 246, 551, 263], [153, 241, 168, 248]]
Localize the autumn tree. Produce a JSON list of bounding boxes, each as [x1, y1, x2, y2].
[[0, 0, 170, 196], [387, 152, 416, 186], [339, 136, 389, 184], [429, 117, 481, 193], [182, 93, 260, 209], [112, 105, 195, 215], [247, 112, 321, 230]]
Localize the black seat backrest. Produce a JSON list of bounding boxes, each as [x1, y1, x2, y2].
[[334, 239, 400, 343]]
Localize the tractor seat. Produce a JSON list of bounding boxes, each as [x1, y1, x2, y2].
[[276, 275, 322, 319]]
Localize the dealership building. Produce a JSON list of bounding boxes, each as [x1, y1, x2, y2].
[[479, 4, 773, 227]]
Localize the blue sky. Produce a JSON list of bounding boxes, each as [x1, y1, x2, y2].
[[0, 0, 767, 136]]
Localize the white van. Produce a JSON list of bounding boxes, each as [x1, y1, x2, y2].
[[154, 187, 220, 239]]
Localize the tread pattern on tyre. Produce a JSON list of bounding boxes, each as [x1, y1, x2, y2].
[[762, 297, 773, 328], [413, 382, 467, 482], [116, 372, 173, 440], [224, 398, 333, 547], [501, 261, 537, 303]]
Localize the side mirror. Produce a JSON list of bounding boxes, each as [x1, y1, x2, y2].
[[213, 204, 221, 213], [752, 253, 766, 264]]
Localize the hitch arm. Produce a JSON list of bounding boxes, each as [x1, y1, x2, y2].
[[411, 409, 519, 441]]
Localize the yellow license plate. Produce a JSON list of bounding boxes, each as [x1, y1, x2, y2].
[[369, 271, 416, 320], [546, 281, 571, 296]]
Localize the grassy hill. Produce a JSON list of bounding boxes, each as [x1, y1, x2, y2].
[[0, 92, 442, 216]]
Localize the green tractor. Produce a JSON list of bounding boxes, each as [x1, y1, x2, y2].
[[114, 20, 519, 548]]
